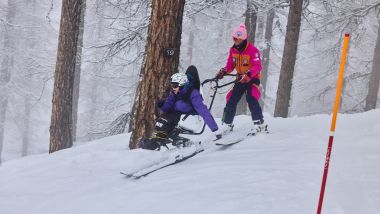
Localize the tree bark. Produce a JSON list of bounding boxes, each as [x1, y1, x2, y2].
[[260, 8, 275, 110], [72, 0, 87, 142], [49, 0, 83, 153], [274, 0, 303, 118], [129, 0, 185, 149], [365, 20, 380, 111], [245, 0, 258, 45], [0, 0, 16, 164]]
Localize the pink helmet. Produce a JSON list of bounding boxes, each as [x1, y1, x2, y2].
[[232, 23, 247, 40]]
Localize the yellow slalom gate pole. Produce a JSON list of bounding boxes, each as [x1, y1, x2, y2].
[[317, 33, 350, 214]]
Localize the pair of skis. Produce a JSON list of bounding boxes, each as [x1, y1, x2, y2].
[[120, 143, 204, 179], [120, 149, 204, 179], [120, 131, 254, 179]]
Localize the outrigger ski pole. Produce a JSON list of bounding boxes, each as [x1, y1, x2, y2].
[[180, 74, 238, 135]]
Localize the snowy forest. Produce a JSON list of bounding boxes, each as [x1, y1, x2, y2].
[[1, 0, 380, 162]]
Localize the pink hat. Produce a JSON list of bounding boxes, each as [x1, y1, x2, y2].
[[232, 23, 247, 40]]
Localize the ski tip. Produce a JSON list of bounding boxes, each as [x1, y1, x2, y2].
[[120, 172, 143, 179], [120, 172, 129, 176], [120, 172, 135, 178]]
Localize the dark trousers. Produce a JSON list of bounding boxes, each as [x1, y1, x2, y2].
[[222, 82, 263, 124], [153, 112, 182, 138]]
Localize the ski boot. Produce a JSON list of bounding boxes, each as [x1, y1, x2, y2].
[[250, 119, 268, 136], [220, 123, 234, 134], [138, 131, 172, 150], [169, 126, 193, 148], [138, 137, 173, 150], [212, 123, 234, 141], [138, 138, 160, 150]]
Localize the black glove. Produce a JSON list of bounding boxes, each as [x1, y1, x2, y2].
[[251, 78, 260, 85], [216, 68, 227, 79]]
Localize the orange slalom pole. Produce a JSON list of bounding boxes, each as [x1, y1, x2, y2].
[[317, 33, 350, 214]]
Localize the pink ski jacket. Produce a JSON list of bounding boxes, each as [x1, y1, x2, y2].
[[225, 42, 262, 100], [225, 42, 262, 77]]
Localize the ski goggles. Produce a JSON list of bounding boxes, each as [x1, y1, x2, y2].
[[170, 83, 179, 88], [233, 31, 243, 40]]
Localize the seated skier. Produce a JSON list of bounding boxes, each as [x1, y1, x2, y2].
[[139, 65, 219, 150]]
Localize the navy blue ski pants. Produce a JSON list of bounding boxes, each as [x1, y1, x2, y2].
[[222, 82, 263, 124]]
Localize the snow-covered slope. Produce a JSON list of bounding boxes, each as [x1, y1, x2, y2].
[[1, 110, 380, 214]]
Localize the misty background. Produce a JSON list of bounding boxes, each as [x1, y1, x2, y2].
[[0, 0, 379, 162]]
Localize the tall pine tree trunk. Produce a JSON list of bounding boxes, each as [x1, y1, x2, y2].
[[129, 0, 185, 149], [260, 7, 275, 110], [49, 0, 83, 153], [72, 0, 87, 142], [274, 0, 303, 118], [365, 20, 380, 111], [0, 0, 16, 164]]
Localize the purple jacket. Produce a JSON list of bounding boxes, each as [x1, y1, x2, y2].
[[159, 87, 218, 131]]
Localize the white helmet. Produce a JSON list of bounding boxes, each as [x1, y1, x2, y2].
[[170, 73, 188, 86]]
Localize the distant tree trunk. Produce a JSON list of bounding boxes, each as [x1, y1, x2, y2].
[[237, 0, 258, 115], [365, 20, 380, 111], [187, 16, 196, 65], [0, 0, 16, 164], [245, 0, 258, 44], [87, 79, 99, 141], [274, 0, 303, 118], [21, 0, 37, 157], [21, 97, 31, 156], [72, 0, 87, 142], [256, 10, 265, 47], [49, 0, 83, 153], [86, 0, 104, 141], [260, 8, 275, 110], [129, 0, 185, 149]]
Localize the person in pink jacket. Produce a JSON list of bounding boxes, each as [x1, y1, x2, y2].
[[215, 23, 267, 135]]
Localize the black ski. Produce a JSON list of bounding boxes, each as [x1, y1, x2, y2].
[[215, 139, 244, 146]]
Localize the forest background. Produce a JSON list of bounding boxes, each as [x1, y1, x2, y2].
[[0, 0, 379, 162]]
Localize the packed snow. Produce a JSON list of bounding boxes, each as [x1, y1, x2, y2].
[[1, 110, 380, 214]]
